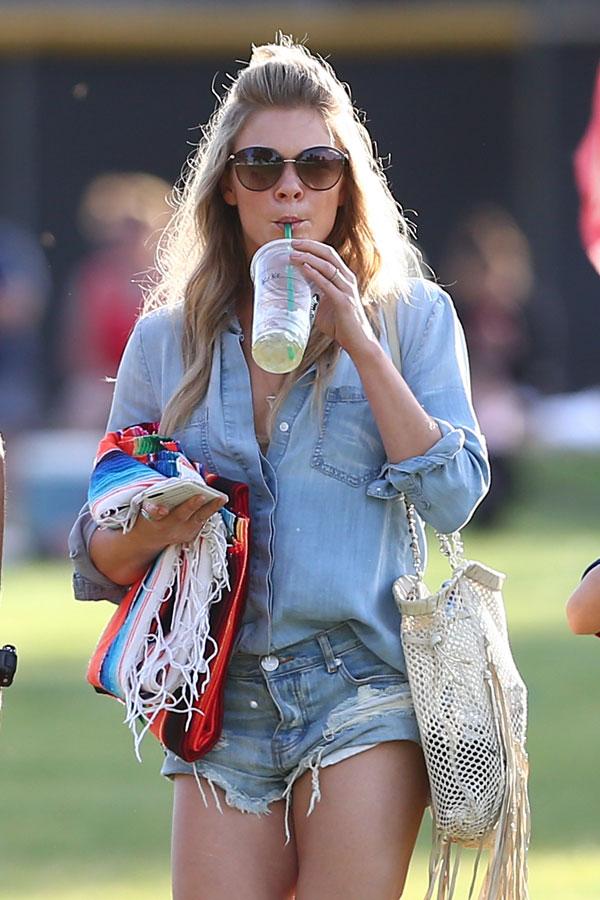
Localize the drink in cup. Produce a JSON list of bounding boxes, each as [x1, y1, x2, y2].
[[250, 237, 315, 373]]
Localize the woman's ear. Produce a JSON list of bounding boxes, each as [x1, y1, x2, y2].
[[220, 173, 238, 207]]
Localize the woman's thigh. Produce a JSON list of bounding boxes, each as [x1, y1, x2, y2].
[[293, 741, 429, 900], [171, 775, 298, 900]]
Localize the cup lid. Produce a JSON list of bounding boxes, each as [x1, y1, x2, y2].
[[249, 238, 291, 281]]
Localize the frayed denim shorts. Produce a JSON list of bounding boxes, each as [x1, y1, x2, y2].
[[161, 623, 420, 831]]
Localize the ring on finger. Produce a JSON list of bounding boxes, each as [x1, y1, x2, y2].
[[331, 265, 342, 284]]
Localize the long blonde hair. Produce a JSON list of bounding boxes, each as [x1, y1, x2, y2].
[[147, 37, 421, 433]]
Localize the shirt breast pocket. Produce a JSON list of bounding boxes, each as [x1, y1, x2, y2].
[[311, 385, 386, 487]]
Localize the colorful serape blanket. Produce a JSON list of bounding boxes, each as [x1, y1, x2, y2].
[[86, 423, 250, 761]]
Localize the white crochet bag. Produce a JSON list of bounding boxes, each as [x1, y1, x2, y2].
[[382, 301, 530, 899], [393, 520, 530, 899]]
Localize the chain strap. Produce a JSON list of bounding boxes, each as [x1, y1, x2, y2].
[[437, 532, 465, 569], [403, 495, 424, 579], [402, 494, 466, 578]]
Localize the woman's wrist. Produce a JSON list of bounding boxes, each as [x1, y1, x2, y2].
[[344, 330, 386, 368], [90, 526, 166, 586]]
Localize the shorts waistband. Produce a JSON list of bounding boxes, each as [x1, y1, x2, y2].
[[227, 623, 363, 678]]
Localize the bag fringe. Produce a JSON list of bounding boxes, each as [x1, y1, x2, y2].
[[423, 658, 530, 900]]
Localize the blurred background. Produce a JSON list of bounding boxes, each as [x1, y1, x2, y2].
[[0, 0, 599, 549], [0, 2, 599, 898]]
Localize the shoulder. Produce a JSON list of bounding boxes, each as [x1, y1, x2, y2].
[[133, 304, 184, 351], [393, 279, 459, 356], [117, 304, 185, 388], [583, 559, 600, 578], [400, 278, 455, 319]]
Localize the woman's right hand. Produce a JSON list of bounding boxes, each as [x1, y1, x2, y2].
[[89, 493, 227, 587], [135, 493, 227, 549]]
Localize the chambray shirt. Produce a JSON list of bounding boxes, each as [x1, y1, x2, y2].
[[69, 278, 489, 673]]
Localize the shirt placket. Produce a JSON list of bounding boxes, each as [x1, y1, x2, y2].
[[220, 326, 311, 653]]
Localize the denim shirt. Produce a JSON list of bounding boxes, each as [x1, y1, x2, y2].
[[69, 278, 489, 674]]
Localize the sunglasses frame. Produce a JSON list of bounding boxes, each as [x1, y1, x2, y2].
[[227, 145, 349, 192]]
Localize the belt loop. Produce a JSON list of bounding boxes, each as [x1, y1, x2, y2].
[[316, 631, 341, 674]]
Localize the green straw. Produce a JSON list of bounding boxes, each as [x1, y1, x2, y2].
[[284, 223, 295, 360]]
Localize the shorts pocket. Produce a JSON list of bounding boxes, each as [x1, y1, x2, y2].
[[311, 385, 386, 487], [337, 644, 407, 686]]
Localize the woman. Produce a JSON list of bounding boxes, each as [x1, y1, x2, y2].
[[70, 38, 489, 900]]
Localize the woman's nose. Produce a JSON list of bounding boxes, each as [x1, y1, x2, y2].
[[275, 162, 304, 199]]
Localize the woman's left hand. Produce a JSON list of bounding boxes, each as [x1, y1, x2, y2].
[[290, 239, 377, 359]]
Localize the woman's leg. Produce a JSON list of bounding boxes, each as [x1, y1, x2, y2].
[[293, 741, 428, 900], [171, 774, 298, 900]]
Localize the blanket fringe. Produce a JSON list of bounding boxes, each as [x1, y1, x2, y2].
[[118, 514, 229, 760]]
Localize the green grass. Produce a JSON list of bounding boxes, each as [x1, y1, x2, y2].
[[0, 451, 599, 898]]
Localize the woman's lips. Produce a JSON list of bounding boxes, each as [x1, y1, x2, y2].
[[274, 219, 306, 232]]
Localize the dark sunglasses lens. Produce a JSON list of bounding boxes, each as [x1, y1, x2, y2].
[[296, 148, 346, 190], [234, 148, 283, 191]]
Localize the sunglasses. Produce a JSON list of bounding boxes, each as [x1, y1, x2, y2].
[[227, 145, 349, 192]]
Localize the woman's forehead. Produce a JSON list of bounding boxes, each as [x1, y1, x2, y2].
[[233, 107, 334, 153]]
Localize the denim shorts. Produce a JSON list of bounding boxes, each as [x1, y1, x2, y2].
[[161, 623, 420, 830]]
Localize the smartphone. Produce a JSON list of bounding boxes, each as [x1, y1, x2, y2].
[[144, 479, 228, 511]]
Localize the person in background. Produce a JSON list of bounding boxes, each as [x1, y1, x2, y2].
[[574, 62, 600, 276], [0, 432, 4, 580], [58, 172, 170, 429], [70, 38, 489, 899], [0, 219, 50, 436], [567, 66, 600, 640], [0, 435, 18, 695], [566, 560, 600, 636], [438, 204, 563, 525]]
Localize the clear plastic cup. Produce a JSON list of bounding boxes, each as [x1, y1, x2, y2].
[[249, 239, 315, 374]]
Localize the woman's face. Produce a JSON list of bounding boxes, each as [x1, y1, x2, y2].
[[221, 107, 346, 259]]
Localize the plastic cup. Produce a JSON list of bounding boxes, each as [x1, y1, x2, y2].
[[249, 238, 315, 373]]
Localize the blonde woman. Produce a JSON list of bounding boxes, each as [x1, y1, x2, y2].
[[70, 38, 489, 900]]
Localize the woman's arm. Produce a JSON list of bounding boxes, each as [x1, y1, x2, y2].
[[566, 563, 600, 635], [291, 244, 489, 532], [361, 283, 489, 533], [89, 493, 225, 585], [70, 311, 221, 594], [348, 338, 442, 461]]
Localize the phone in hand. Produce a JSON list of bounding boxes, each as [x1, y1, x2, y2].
[[143, 479, 228, 511]]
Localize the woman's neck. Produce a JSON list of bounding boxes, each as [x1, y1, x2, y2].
[[236, 294, 254, 335]]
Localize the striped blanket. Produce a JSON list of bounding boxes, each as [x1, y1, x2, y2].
[[86, 423, 250, 761]]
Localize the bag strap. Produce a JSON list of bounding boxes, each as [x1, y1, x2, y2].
[[381, 299, 465, 576], [381, 300, 402, 373]]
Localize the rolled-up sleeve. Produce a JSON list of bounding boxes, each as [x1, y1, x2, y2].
[[69, 505, 128, 603], [69, 317, 162, 602], [367, 282, 490, 533]]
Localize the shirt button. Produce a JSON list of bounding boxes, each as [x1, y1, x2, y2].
[[260, 655, 280, 672], [279, 421, 289, 433], [249, 700, 259, 709]]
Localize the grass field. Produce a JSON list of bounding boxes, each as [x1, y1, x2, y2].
[[0, 452, 599, 899]]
